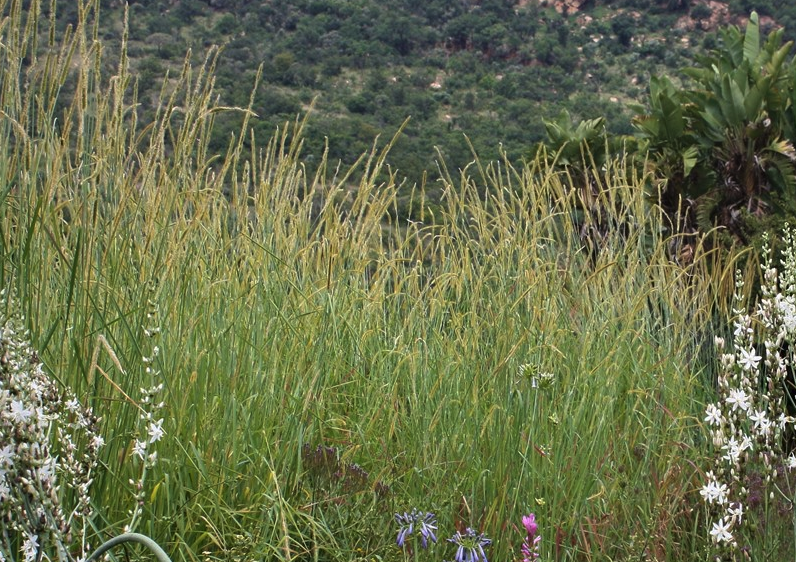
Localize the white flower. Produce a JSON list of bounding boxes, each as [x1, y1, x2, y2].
[[777, 297, 796, 332], [778, 413, 796, 430], [725, 388, 751, 412], [37, 460, 56, 485], [700, 479, 729, 505], [727, 502, 744, 524], [749, 409, 772, 437], [738, 347, 762, 371], [147, 419, 165, 444], [0, 445, 14, 468], [22, 533, 39, 562], [8, 400, 33, 423], [132, 439, 147, 460], [91, 435, 105, 449], [710, 517, 734, 544], [733, 317, 750, 337], [738, 434, 753, 453], [786, 454, 796, 470], [721, 437, 750, 464], [704, 404, 723, 426]]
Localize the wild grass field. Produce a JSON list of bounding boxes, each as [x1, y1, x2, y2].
[[2, 1, 796, 561]]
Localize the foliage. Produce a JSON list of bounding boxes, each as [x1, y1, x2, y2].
[[42, 0, 795, 197], [698, 235, 796, 560], [1, 293, 103, 562], [633, 12, 796, 250], [0, 1, 763, 561]]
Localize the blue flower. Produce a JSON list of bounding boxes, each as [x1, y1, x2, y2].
[[447, 528, 492, 562], [395, 509, 438, 549]]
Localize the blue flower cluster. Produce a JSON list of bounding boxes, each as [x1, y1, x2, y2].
[[395, 509, 438, 549], [447, 527, 492, 562]]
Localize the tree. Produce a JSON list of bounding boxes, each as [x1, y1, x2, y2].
[[633, 12, 796, 247], [690, 3, 712, 22], [611, 13, 636, 49]]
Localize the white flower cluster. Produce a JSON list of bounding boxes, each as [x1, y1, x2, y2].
[[701, 229, 796, 553], [124, 294, 166, 534], [0, 291, 102, 562]]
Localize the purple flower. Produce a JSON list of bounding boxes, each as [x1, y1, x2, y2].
[[521, 513, 538, 537], [447, 528, 492, 562], [395, 509, 438, 549], [521, 535, 542, 562], [520, 513, 541, 562]]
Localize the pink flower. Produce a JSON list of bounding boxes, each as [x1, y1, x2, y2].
[[521, 535, 541, 561], [522, 514, 538, 537], [520, 513, 541, 561]]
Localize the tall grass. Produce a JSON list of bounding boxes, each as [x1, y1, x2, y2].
[[0, 0, 757, 560]]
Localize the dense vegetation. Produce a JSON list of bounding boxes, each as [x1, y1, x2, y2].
[[3, 1, 796, 561], [43, 0, 796, 197]]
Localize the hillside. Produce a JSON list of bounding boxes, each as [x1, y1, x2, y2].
[[51, 0, 796, 194]]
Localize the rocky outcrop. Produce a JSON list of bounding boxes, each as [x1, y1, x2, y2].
[[536, 0, 592, 15], [675, 1, 779, 33]]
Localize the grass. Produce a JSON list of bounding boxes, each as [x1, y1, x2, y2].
[[0, 0, 773, 561]]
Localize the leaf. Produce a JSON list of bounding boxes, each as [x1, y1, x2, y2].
[[632, 115, 659, 138], [766, 41, 793, 78], [743, 11, 760, 65], [702, 99, 727, 141], [767, 138, 796, 162], [682, 145, 700, 177], [718, 75, 746, 128], [744, 83, 764, 121], [723, 25, 745, 67], [681, 66, 714, 84], [659, 94, 685, 140]]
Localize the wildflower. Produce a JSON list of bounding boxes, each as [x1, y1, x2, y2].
[[22, 533, 38, 562], [777, 298, 796, 333], [749, 410, 772, 437], [734, 318, 752, 338], [704, 404, 723, 426], [132, 439, 147, 460], [521, 535, 542, 562], [147, 419, 165, 444], [521, 513, 538, 536], [8, 400, 33, 423], [700, 478, 729, 505], [447, 528, 491, 562], [727, 502, 743, 525], [91, 434, 105, 450], [738, 348, 762, 372], [1, 293, 102, 562], [709, 517, 733, 544], [725, 389, 751, 412], [520, 513, 541, 562], [777, 413, 795, 430], [0, 445, 14, 468], [721, 436, 752, 465], [395, 509, 438, 549]]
